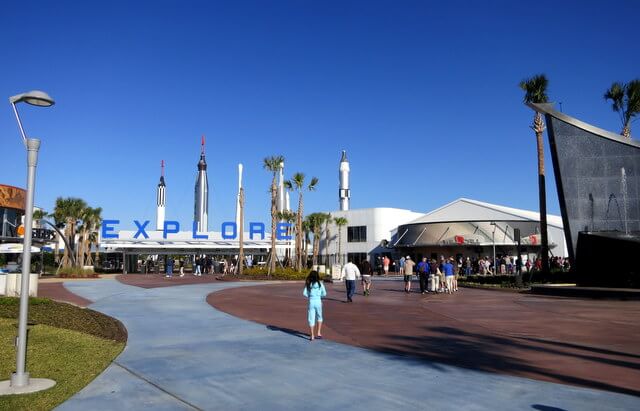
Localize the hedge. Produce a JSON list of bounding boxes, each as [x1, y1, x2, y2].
[[458, 271, 577, 287], [236, 267, 320, 281]]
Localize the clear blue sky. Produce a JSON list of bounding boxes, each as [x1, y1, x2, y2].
[[2, 1, 638, 230]]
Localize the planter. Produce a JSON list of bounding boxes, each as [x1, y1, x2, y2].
[[4, 273, 39, 297]]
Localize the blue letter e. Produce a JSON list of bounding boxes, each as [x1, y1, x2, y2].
[[276, 222, 292, 240], [101, 220, 120, 239]]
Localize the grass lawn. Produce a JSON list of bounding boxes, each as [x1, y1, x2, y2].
[[0, 299, 125, 411]]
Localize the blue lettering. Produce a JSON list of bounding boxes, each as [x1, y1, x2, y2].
[[133, 220, 150, 239], [101, 220, 120, 239], [221, 222, 237, 239], [192, 221, 209, 239], [163, 221, 180, 239], [249, 222, 265, 240], [276, 222, 292, 240]]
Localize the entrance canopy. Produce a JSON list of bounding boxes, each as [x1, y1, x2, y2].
[[100, 230, 291, 255]]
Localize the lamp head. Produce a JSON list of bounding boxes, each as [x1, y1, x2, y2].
[[10, 90, 55, 107]]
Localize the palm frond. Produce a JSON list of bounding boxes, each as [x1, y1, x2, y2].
[[308, 176, 319, 191], [520, 74, 549, 104]]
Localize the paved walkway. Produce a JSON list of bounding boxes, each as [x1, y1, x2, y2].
[[212, 282, 640, 396], [56, 279, 640, 410]]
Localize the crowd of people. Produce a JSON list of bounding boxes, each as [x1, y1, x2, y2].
[[375, 254, 570, 277], [142, 255, 255, 278]]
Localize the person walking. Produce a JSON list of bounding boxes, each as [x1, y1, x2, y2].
[[382, 255, 390, 275], [417, 257, 430, 294], [360, 259, 373, 296], [303, 270, 327, 341], [428, 258, 440, 292], [443, 258, 455, 294], [179, 258, 185, 277], [194, 257, 202, 276], [403, 256, 416, 293], [165, 257, 174, 278], [341, 260, 361, 302]]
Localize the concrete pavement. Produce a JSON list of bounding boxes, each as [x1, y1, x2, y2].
[[56, 279, 640, 410]]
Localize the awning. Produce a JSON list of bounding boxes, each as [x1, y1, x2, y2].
[[0, 244, 40, 253]]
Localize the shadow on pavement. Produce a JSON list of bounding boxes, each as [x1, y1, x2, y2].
[[266, 325, 309, 340], [377, 326, 640, 397]]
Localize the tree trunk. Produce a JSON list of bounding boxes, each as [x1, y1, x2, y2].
[[85, 238, 93, 266], [338, 229, 342, 265], [268, 175, 277, 276], [296, 193, 303, 271], [312, 231, 318, 266], [534, 112, 550, 274], [62, 223, 71, 268], [622, 123, 631, 138]]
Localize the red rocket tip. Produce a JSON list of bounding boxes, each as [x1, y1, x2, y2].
[[161, 159, 165, 176], [201, 135, 205, 154]]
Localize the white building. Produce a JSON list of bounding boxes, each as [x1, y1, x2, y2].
[[319, 207, 423, 266], [316, 198, 567, 270], [394, 198, 568, 260]]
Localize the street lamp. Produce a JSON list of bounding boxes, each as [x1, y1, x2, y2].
[[1, 90, 56, 394]]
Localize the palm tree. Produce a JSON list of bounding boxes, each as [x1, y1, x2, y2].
[[53, 197, 87, 269], [520, 74, 551, 274], [604, 80, 640, 138], [77, 207, 102, 267], [333, 217, 348, 265], [305, 213, 328, 266], [263, 155, 285, 275], [323, 213, 333, 267], [286, 173, 319, 271], [276, 209, 296, 267]]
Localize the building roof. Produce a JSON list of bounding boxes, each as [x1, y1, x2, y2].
[[406, 198, 563, 228]]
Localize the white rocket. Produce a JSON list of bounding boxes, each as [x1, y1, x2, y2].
[[236, 163, 243, 230], [277, 161, 285, 212], [339, 150, 350, 211], [194, 135, 209, 232], [156, 160, 166, 231]]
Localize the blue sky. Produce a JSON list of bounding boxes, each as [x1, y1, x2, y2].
[[1, 1, 638, 230]]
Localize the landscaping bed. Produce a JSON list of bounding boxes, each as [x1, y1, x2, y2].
[[458, 271, 578, 289], [0, 298, 126, 410], [0, 297, 127, 342], [221, 267, 314, 281]]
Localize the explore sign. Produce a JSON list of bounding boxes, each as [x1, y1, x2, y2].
[[101, 220, 293, 241]]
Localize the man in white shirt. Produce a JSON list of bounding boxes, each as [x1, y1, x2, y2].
[[341, 261, 361, 302]]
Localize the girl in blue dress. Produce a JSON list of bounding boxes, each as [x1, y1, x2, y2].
[[303, 270, 327, 341]]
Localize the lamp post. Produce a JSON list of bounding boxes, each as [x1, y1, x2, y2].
[[2, 90, 56, 393]]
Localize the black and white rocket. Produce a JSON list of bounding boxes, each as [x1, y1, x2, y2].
[[194, 135, 209, 232], [156, 160, 166, 230], [339, 150, 350, 211]]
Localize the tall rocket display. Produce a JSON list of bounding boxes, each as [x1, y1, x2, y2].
[[277, 161, 286, 212], [339, 150, 350, 211], [194, 136, 209, 232], [236, 163, 243, 230], [156, 160, 166, 230]]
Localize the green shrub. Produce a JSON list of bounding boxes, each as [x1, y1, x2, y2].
[[57, 267, 99, 278], [239, 267, 316, 281], [458, 271, 577, 287]]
